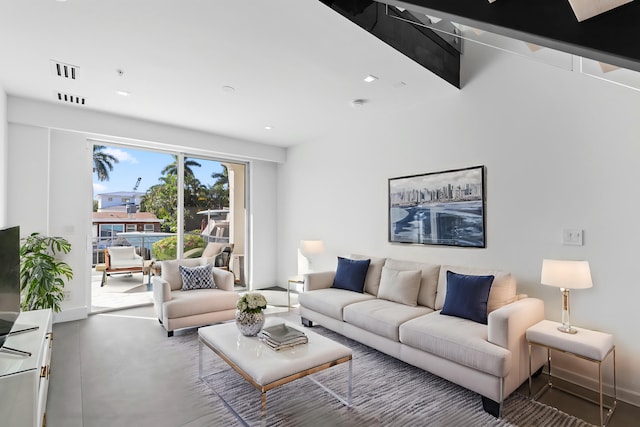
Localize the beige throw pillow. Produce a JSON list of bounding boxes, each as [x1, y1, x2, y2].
[[377, 267, 422, 307]]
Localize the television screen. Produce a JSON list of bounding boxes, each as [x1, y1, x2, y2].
[[0, 226, 20, 349]]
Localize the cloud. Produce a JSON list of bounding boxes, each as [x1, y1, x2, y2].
[[103, 147, 138, 164]]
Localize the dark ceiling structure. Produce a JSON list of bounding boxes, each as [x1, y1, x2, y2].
[[321, 1, 462, 87], [380, 0, 640, 73]]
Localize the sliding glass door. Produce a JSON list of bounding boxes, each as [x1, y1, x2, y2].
[[91, 144, 247, 312]]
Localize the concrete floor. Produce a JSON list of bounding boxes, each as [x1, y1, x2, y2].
[[47, 303, 638, 427], [516, 374, 638, 426]]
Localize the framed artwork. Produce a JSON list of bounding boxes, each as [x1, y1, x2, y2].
[[388, 165, 486, 248]]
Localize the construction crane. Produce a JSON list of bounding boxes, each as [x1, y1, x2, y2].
[[133, 177, 141, 191]]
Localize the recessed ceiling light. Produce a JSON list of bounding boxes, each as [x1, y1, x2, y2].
[[364, 75, 378, 83], [116, 90, 130, 97], [393, 81, 407, 88], [222, 86, 235, 92], [350, 99, 367, 108], [264, 125, 273, 130]]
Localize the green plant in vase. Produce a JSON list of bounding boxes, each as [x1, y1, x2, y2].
[[20, 232, 73, 313]]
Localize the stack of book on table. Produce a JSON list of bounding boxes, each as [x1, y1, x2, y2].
[[259, 323, 308, 351]]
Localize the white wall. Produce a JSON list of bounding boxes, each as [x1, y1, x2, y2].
[[248, 159, 278, 290], [277, 44, 640, 404], [0, 88, 6, 227], [6, 98, 283, 323]]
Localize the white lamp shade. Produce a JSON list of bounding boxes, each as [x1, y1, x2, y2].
[[541, 259, 593, 289], [300, 240, 324, 255]]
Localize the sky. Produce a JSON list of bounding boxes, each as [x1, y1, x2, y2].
[[92, 145, 224, 197]]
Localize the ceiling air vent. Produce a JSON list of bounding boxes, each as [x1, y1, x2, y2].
[[50, 60, 79, 80], [56, 92, 86, 105]]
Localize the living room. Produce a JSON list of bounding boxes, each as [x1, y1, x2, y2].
[[1, 0, 639, 426]]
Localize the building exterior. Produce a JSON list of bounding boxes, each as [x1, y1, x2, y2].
[[91, 211, 163, 264], [96, 191, 145, 212], [92, 211, 162, 243]]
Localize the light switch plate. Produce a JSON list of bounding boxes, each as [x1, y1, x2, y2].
[[562, 229, 583, 246]]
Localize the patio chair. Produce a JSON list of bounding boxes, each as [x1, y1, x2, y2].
[[184, 242, 233, 267], [101, 246, 144, 286]]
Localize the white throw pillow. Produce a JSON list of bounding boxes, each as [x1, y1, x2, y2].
[[377, 267, 422, 307]]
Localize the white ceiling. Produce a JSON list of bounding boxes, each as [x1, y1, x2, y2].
[[0, 0, 458, 147]]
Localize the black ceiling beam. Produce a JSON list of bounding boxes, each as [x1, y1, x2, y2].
[[380, 0, 640, 73], [320, 1, 461, 87]]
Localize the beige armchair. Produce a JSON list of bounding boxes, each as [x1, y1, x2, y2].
[[152, 257, 238, 337]]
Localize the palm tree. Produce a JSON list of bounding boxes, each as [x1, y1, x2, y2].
[[161, 155, 201, 177], [93, 145, 119, 181], [211, 166, 228, 189], [208, 165, 229, 209]]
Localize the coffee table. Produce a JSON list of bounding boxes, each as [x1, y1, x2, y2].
[[198, 319, 352, 425]]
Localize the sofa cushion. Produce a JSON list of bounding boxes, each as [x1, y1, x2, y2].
[[399, 312, 511, 377], [377, 267, 422, 307], [163, 289, 238, 319], [384, 259, 440, 309], [298, 288, 375, 321], [332, 257, 370, 293], [350, 254, 386, 296], [179, 264, 216, 290], [343, 299, 433, 342], [435, 265, 516, 313], [441, 271, 494, 324]]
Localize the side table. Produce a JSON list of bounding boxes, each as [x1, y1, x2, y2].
[[287, 276, 304, 309], [526, 320, 616, 426]]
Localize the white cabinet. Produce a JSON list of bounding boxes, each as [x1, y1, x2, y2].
[[0, 309, 53, 427]]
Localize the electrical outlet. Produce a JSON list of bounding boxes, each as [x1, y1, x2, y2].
[[562, 229, 583, 246], [63, 291, 72, 300]]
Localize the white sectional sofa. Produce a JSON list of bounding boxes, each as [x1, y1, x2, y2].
[[299, 255, 546, 417]]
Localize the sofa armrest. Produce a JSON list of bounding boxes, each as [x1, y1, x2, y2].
[[303, 271, 335, 291], [152, 276, 172, 320], [212, 267, 235, 292], [487, 297, 545, 349], [152, 276, 172, 301]]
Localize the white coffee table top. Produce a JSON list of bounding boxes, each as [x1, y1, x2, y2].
[[198, 318, 352, 386]]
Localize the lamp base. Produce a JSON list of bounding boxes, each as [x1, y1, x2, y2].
[[557, 325, 578, 334]]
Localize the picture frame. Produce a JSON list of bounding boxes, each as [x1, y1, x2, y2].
[[388, 165, 486, 248]]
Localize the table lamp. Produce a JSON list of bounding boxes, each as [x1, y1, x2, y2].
[[298, 240, 324, 274], [541, 259, 593, 334]]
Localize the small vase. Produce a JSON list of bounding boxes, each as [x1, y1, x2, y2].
[[235, 309, 265, 336]]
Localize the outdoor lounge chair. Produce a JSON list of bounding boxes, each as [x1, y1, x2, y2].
[[101, 246, 144, 287]]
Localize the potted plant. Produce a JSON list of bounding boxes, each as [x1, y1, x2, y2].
[[20, 232, 73, 313], [235, 292, 267, 336]]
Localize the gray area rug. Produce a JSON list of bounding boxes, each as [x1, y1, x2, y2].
[[189, 325, 594, 427]]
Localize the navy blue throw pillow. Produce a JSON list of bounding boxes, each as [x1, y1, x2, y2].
[[441, 271, 494, 324], [332, 257, 371, 293]]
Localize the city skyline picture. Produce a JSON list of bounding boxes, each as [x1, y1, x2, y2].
[[388, 166, 486, 248]]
